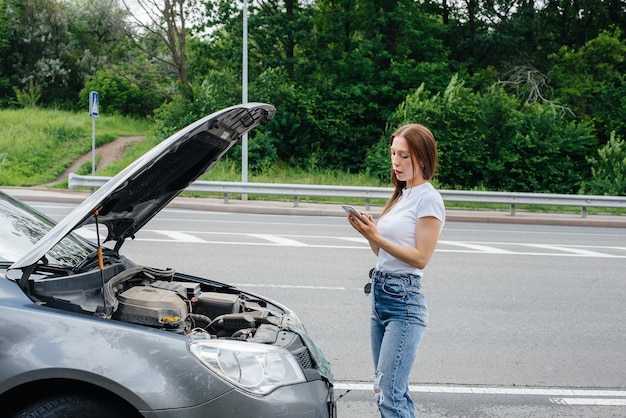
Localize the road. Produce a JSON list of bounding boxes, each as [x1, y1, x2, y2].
[[28, 200, 626, 417]]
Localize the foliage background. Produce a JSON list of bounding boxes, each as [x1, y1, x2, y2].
[[0, 0, 625, 195]]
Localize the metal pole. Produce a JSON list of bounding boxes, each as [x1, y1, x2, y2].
[[92, 117, 96, 176], [91, 116, 96, 193], [242, 0, 249, 200]]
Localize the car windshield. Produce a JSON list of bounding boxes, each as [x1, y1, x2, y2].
[[0, 193, 92, 267]]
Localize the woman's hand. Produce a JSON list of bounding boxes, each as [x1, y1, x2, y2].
[[347, 210, 372, 232], [347, 211, 380, 255]]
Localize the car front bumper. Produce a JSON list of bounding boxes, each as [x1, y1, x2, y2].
[[141, 379, 336, 418]]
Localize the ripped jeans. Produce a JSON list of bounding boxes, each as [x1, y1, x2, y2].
[[370, 269, 428, 418]]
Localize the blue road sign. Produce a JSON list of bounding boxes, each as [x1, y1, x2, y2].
[[89, 91, 99, 117]]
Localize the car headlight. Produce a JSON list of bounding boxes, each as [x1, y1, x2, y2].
[[189, 340, 306, 395]]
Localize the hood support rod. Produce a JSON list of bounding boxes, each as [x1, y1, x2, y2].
[[93, 208, 108, 317]]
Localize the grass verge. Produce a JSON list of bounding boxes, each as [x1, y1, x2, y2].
[[0, 108, 149, 186]]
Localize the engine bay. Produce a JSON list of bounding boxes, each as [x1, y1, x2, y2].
[[23, 258, 313, 369]]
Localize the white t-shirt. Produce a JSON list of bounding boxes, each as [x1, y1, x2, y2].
[[375, 182, 445, 276]]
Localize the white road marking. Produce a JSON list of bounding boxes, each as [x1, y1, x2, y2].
[[335, 382, 626, 407], [334, 382, 626, 397], [153, 230, 206, 243], [551, 398, 626, 406], [122, 230, 626, 258], [339, 237, 369, 244], [439, 240, 515, 254], [521, 243, 618, 257], [74, 228, 97, 240], [247, 233, 309, 246], [436, 241, 626, 258]]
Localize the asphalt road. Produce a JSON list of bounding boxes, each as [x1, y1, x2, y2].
[[12, 191, 626, 417]]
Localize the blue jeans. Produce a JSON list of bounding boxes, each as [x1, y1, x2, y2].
[[370, 269, 428, 418]]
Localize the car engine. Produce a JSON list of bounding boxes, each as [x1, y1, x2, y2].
[[27, 261, 314, 370]]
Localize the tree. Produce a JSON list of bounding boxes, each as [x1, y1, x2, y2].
[[121, 0, 199, 100], [304, 0, 451, 171], [2, 0, 132, 109], [540, 0, 626, 50], [548, 29, 626, 143], [4, 0, 74, 106], [0, 3, 13, 105]]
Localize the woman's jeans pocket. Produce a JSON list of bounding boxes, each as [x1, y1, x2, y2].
[[374, 278, 428, 328]]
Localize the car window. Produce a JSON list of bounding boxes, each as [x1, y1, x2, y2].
[[0, 194, 92, 266]]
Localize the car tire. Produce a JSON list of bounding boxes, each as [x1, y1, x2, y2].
[[13, 393, 137, 418]]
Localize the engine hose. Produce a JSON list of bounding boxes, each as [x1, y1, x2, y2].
[[189, 313, 212, 330]]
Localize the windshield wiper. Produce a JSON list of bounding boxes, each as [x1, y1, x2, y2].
[[73, 247, 117, 273]]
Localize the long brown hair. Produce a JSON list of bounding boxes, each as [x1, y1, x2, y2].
[[380, 124, 438, 217]]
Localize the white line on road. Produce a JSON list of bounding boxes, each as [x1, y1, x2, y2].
[[153, 230, 206, 243], [439, 240, 516, 254], [551, 398, 626, 406], [339, 237, 369, 244], [333, 382, 626, 398], [247, 233, 309, 246], [522, 243, 619, 257], [120, 229, 626, 258]]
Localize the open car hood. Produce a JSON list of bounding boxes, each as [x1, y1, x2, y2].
[[11, 103, 275, 270]]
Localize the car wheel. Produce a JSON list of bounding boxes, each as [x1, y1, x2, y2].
[[13, 393, 137, 418]]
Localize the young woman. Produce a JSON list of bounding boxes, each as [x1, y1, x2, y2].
[[347, 123, 445, 417]]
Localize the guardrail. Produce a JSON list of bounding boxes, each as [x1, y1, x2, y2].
[[68, 173, 626, 218]]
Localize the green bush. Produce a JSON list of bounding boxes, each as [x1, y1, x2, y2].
[[80, 69, 161, 117], [228, 132, 279, 175], [581, 132, 626, 195], [12, 80, 42, 108], [151, 69, 241, 140], [368, 75, 596, 193]]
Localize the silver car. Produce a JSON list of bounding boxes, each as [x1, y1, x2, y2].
[[0, 103, 336, 418]]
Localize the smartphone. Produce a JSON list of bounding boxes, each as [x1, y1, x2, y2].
[[342, 205, 366, 221]]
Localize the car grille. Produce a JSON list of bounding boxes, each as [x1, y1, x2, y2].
[[293, 346, 314, 369]]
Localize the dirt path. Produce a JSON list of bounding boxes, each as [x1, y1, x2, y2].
[[48, 136, 145, 186]]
